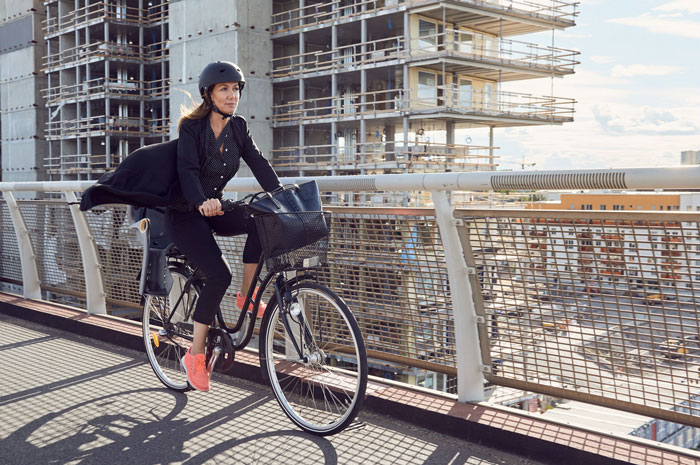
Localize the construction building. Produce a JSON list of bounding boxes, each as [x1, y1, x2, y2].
[[41, 0, 170, 180], [0, 1, 48, 184], [269, 0, 579, 194], [2, 1, 581, 187]]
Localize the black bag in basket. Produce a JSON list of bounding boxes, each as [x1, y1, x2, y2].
[[247, 181, 329, 258]]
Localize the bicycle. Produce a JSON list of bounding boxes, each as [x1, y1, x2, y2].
[[134, 195, 368, 436]]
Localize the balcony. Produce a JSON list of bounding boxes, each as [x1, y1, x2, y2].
[[42, 41, 168, 73], [271, 0, 578, 36], [4, 167, 700, 458], [271, 141, 496, 172], [44, 153, 108, 175], [272, 30, 578, 81], [42, 78, 169, 105], [45, 115, 169, 140], [272, 86, 574, 127], [43, 1, 168, 38]]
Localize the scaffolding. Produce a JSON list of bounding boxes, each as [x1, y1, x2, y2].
[[270, 0, 578, 188], [42, 0, 169, 179]]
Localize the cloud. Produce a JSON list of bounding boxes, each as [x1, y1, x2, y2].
[[590, 56, 615, 64], [654, 0, 700, 14], [610, 64, 682, 78], [591, 104, 697, 135], [608, 13, 700, 39]]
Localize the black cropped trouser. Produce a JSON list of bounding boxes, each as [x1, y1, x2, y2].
[[165, 205, 261, 325]]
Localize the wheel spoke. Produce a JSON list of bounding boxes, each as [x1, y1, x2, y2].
[[143, 269, 198, 392], [262, 282, 367, 435]]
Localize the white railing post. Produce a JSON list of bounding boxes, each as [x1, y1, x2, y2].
[[2, 192, 41, 299], [64, 191, 107, 314], [431, 190, 485, 402]]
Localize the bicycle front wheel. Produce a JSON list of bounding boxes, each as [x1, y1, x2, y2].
[[142, 265, 200, 391], [260, 281, 367, 436]]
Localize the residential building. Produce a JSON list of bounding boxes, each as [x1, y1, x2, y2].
[[269, 0, 579, 203]]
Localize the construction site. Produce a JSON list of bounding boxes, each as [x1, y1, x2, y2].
[[1, 0, 578, 194]]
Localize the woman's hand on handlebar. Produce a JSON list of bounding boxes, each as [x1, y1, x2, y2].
[[198, 198, 224, 217]]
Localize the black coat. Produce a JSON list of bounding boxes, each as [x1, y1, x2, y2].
[[80, 116, 281, 211]]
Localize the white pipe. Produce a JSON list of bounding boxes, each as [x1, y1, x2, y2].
[[65, 191, 107, 314], [2, 166, 700, 193], [432, 191, 484, 402]]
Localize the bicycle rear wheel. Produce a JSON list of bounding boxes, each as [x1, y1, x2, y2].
[[142, 265, 200, 391], [260, 280, 367, 436]]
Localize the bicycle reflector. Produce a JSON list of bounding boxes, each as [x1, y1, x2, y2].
[[152, 332, 160, 348]]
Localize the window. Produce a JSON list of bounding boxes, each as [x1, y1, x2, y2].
[[600, 205, 607, 210], [417, 71, 437, 105], [418, 20, 437, 51], [484, 82, 493, 109], [457, 31, 473, 53], [458, 78, 472, 107]]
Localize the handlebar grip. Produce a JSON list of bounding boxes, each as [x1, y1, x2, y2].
[[220, 199, 238, 212]]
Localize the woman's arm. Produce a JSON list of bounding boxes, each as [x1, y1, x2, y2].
[[177, 120, 207, 209], [236, 117, 283, 192]]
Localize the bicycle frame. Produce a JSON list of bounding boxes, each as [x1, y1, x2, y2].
[[171, 253, 315, 360]]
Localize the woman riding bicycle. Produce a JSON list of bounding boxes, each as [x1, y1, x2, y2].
[[169, 61, 282, 392]]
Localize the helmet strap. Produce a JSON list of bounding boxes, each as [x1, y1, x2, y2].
[[204, 92, 232, 120]]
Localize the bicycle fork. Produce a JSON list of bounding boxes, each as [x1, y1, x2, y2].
[[274, 276, 315, 364]]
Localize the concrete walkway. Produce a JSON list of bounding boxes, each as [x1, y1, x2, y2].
[[0, 313, 543, 465]]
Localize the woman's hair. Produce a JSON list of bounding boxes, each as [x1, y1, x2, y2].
[[177, 89, 210, 131]]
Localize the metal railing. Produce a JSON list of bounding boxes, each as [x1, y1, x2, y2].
[[271, 30, 578, 80], [2, 166, 700, 428], [42, 41, 169, 72], [271, 87, 575, 126], [42, 78, 169, 105], [271, 141, 496, 172], [271, 0, 578, 34], [45, 115, 170, 139], [43, 1, 168, 37]]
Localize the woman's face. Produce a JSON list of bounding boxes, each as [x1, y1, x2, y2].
[[210, 81, 240, 114]]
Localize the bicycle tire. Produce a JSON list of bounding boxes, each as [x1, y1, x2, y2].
[[142, 264, 200, 391], [260, 280, 367, 435]]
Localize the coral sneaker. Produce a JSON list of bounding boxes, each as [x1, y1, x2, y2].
[[237, 287, 267, 318], [181, 348, 210, 391]]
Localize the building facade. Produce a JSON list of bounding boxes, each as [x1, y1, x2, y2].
[[0, 1, 48, 184], [269, 0, 579, 190]]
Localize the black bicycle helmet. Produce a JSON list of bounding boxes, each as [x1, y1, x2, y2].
[[198, 61, 245, 118]]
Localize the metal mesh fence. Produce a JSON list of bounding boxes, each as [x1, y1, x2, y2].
[[18, 201, 86, 302], [457, 209, 700, 426], [0, 200, 23, 284], [315, 208, 455, 374], [84, 205, 143, 315]]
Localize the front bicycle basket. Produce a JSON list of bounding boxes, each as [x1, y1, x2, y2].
[[254, 211, 331, 272]]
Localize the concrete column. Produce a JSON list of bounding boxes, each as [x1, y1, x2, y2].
[[404, 11, 410, 55], [489, 126, 494, 170], [85, 14, 92, 168], [104, 21, 111, 169], [446, 120, 455, 145], [360, 19, 367, 170], [139, 0, 145, 148], [331, 24, 338, 170]]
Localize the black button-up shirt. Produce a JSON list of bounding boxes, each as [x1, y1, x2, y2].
[[171, 116, 281, 212]]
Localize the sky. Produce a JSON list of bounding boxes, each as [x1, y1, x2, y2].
[[468, 0, 700, 171]]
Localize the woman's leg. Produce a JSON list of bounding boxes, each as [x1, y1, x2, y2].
[[166, 211, 233, 353], [192, 321, 209, 355], [241, 262, 258, 296], [207, 206, 263, 297]]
